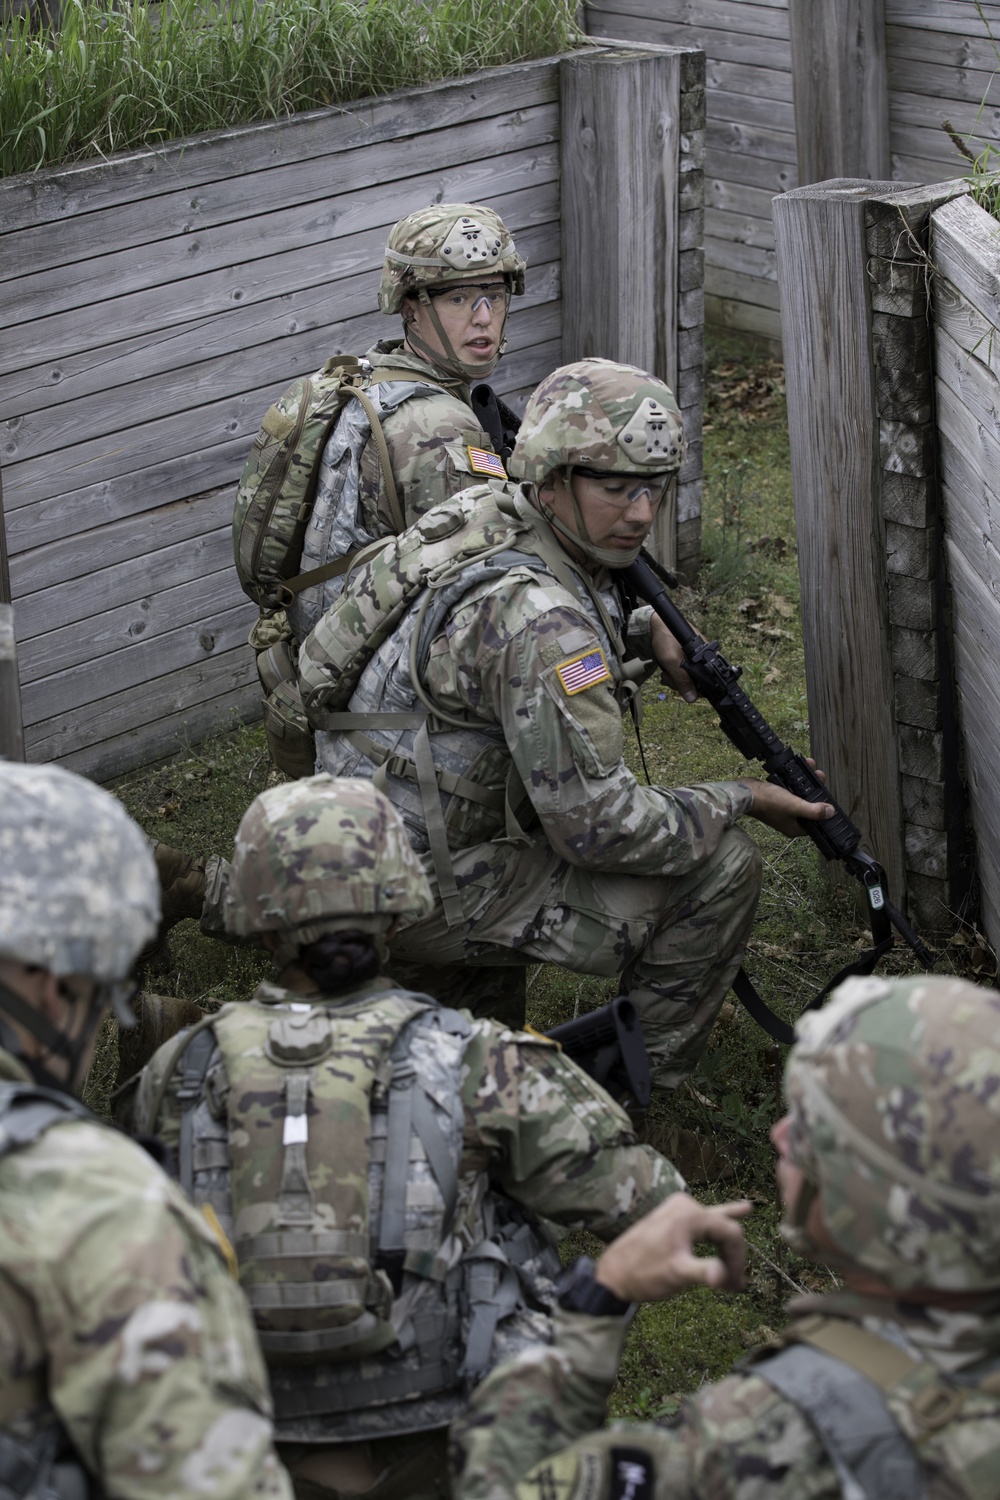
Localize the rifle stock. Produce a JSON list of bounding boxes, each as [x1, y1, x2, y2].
[[546, 996, 651, 1109]]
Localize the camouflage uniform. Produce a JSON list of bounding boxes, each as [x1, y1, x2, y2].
[[135, 778, 684, 1500], [0, 762, 292, 1500], [299, 362, 762, 1096], [449, 975, 1000, 1500]]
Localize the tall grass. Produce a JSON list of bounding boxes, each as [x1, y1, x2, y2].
[[1, 0, 580, 176]]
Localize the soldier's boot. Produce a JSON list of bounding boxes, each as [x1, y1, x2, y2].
[[111, 991, 207, 1129], [388, 957, 527, 1030], [136, 843, 208, 968]]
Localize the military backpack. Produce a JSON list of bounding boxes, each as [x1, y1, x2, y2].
[[145, 987, 558, 1441]]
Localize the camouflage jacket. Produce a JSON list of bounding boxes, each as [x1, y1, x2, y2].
[[135, 977, 684, 1240], [0, 1047, 292, 1499], [450, 1291, 1000, 1500], [301, 483, 754, 877]]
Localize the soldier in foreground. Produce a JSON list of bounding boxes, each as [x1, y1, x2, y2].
[[451, 973, 1000, 1499], [134, 775, 686, 1500], [0, 761, 292, 1499], [299, 358, 834, 1103]]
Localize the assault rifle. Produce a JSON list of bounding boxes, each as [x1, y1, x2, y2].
[[624, 552, 935, 1043], [545, 995, 652, 1109]]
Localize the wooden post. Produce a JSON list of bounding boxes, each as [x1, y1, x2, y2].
[[560, 45, 704, 570], [773, 177, 968, 934], [0, 473, 25, 761], [788, 0, 889, 185]]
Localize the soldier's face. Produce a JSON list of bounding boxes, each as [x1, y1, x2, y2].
[[539, 468, 666, 560], [404, 279, 509, 368]]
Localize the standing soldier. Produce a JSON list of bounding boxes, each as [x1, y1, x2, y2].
[[450, 973, 1000, 1499], [298, 359, 834, 1105], [133, 775, 685, 1500], [0, 761, 293, 1500]]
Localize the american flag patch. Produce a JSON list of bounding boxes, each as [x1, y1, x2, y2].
[[467, 445, 507, 478], [555, 648, 612, 696]]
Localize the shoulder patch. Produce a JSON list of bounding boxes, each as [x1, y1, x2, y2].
[[467, 445, 508, 478], [555, 648, 612, 696]]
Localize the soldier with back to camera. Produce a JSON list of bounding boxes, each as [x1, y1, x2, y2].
[[133, 775, 686, 1500]]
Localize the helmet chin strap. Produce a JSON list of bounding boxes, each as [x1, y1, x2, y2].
[[532, 472, 646, 569], [0, 975, 104, 1094], [404, 289, 506, 383]]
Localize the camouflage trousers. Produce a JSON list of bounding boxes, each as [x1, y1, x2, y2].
[[390, 826, 762, 1097]]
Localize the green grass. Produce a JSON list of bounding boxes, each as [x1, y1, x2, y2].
[[1, 0, 579, 177], [95, 329, 995, 1406]]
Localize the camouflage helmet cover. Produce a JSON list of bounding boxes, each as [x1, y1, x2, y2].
[[0, 761, 159, 982], [224, 774, 433, 937], [506, 358, 686, 482], [378, 202, 526, 314], [784, 974, 1000, 1292]]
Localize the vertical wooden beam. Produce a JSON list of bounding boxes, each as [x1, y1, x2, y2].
[[773, 179, 904, 903], [0, 473, 25, 761], [788, 0, 889, 185], [560, 46, 685, 566]]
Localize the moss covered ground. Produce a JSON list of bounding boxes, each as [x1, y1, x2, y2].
[[95, 330, 994, 1413]]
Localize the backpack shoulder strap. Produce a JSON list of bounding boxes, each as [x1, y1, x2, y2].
[[751, 1316, 930, 1500], [0, 1083, 91, 1162]]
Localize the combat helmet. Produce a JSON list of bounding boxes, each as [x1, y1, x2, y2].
[[378, 203, 525, 381], [0, 762, 159, 1084], [782, 974, 1000, 1293], [224, 774, 433, 947], [507, 358, 686, 566]]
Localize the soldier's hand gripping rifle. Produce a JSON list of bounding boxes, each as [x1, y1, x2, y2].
[[624, 553, 935, 1043]]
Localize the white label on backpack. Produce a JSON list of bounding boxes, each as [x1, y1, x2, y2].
[[284, 1114, 308, 1145]]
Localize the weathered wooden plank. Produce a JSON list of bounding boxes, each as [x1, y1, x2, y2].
[[890, 88, 1000, 138], [705, 206, 776, 250], [703, 293, 783, 342], [935, 271, 1000, 386], [935, 323, 1000, 458], [932, 194, 1000, 334], [3, 244, 561, 426], [25, 645, 258, 761], [890, 120, 997, 170], [886, 54, 998, 106], [944, 539, 1000, 953], [587, 1, 790, 40], [55, 683, 262, 784], [586, 10, 792, 70], [704, 58, 794, 104], [936, 382, 1000, 522], [901, 773, 945, 831], [704, 235, 777, 281], [773, 181, 907, 897], [886, 520, 934, 579], [891, 625, 936, 678], [887, 22, 1000, 70], [4, 293, 564, 476], [14, 517, 233, 641], [0, 606, 25, 762], [707, 89, 795, 132], [5, 146, 560, 330], [706, 177, 780, 219], [882, 472, 935, 528], [789, 0, 890, 183], [706, 149, 796, 193], [705, 266, 782, 310], [890, 149, 978, 184], [706, 118, 796, 165], [0, 59, 561, 231], [886, 2, 1000, 35], [937, 437, 1000, 598], [18, 563, 242, 682], [19, 600, 255, 726]]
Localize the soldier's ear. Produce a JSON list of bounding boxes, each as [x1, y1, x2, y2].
[[536, 470, 560, 505]]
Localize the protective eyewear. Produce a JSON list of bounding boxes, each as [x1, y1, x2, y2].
[[571, 466, 673, 507], [425, 283, 512, 314]]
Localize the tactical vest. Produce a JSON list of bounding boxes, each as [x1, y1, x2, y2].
[[0, 1084, 95, 1500], [300, 484, 639, 925], [748, 1313, 1000, 1500], [152, 986, 558, 1443]]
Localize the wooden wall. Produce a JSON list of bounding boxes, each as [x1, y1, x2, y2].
[[930, 193, 1000, 954], [585, 0, 794, 345], [585, 2, 1000, 347], [1, 47, 702, 782]]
